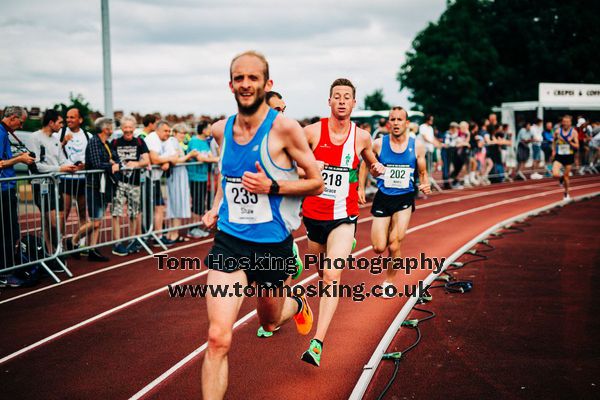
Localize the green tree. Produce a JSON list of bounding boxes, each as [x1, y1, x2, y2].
[[398, 0, 600, 128], [487, 0, 600, 101], [363, 88, 391, 110], [53, 93, 96, 131]]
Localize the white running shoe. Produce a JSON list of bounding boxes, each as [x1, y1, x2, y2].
[[463, 176, 472, 187], [188, 228, 202, 238], [563, 193, 571, 202], [530, 172, 543, 180], [197, 228, 210, 238], [189, 228, 209, 238]]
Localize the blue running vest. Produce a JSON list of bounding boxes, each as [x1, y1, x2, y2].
[[556, 127, 574, 155], [376, 135, 416, 195], [218, 108, 301, 243]]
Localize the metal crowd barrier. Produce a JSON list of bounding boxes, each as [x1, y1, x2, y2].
[[1, 161, 217, 284], [57, 168, 155, 260], [152, 161, 217, 248], [2, 154, 598, 285], [0, 174, 70, 283]]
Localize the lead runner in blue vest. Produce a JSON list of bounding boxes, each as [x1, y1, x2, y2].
[[358, 107, 431, 298], [200, 50, 323, 400]]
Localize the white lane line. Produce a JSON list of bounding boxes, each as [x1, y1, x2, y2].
[[0, 271, 207, 365], [0, 238, 214, 305], [3, 181, 596, 366], [3, 177, 571, 305], [349, 190, 600, 399], [127, 182, 600, 399], [279, 179, 569, 244], [3, 181, 597, 369]]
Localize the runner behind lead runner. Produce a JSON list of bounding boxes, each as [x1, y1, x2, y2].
[[358, 106, 431, 297], [552, 114, 579, 201], [200, 50, 323, 400], [300, 78, 385, 366]]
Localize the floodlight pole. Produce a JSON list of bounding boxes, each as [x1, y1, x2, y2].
[[101, 0, 114, 120]]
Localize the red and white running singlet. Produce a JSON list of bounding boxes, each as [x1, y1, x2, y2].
[[302, 118, 360, 220]]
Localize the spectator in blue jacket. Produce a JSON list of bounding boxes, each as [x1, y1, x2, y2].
[[0, 106, 35, 287]]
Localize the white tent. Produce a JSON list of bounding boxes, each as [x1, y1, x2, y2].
[[495, 83, 600, 135]]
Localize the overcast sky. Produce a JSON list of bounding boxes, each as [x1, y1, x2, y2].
[[1, 0, 446, 119]]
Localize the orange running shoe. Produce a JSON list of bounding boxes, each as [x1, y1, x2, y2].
[[293, 294, 313, 335]]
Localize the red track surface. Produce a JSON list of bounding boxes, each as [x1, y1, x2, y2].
[[366, 197, 600, 399], [1, 176, 599, 399]]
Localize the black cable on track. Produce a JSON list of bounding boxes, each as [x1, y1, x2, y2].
[[374, 205, 553, 399]]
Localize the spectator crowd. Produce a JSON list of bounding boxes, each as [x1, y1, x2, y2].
[[407, 113, 600, 190], [1, 104, 599, 288], [0, 106, 221, 287]]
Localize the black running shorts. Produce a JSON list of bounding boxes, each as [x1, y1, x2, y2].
[[554, 154, 575, 166], [204, 230, 295, 287], [370, 190, 415, 218], [303, 216, 357, 245]]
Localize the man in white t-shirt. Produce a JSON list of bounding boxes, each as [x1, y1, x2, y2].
[[418, 114, 441, 173], [530, 118, 544, 178], [53, 108, 89, 237], [31, 110, 78, 257], [145, 120, 176, 246]]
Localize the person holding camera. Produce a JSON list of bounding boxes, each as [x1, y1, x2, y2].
[[0, 106, 35, 287]]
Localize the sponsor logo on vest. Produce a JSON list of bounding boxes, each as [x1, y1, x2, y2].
[[344, 154, 352, 166]]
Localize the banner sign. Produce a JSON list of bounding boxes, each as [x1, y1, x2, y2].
[[539, 82, 600, 105]]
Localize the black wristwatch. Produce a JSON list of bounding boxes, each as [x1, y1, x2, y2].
[[269, 179, 280, 195]]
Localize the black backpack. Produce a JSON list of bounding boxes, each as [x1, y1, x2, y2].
[[13, 234, 47, 285]]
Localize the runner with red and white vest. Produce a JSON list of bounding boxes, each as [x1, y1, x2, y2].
[[300, 78, 384, 366]]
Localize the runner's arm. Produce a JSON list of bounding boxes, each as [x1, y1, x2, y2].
[[242, 119, 323, 196], [570, 131, 579, 149], [358, 137, 381, 203], [358, 129, 384, 176], [201, 120, 226, 229], [202, 172, 222, 229], [358, 161, 367, 205], [551, 129, 558, 159], [296, 123, 323, 178], [416, 141, 431, 195]]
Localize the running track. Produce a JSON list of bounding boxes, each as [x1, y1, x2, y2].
[[1, 175, 599, 399]]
